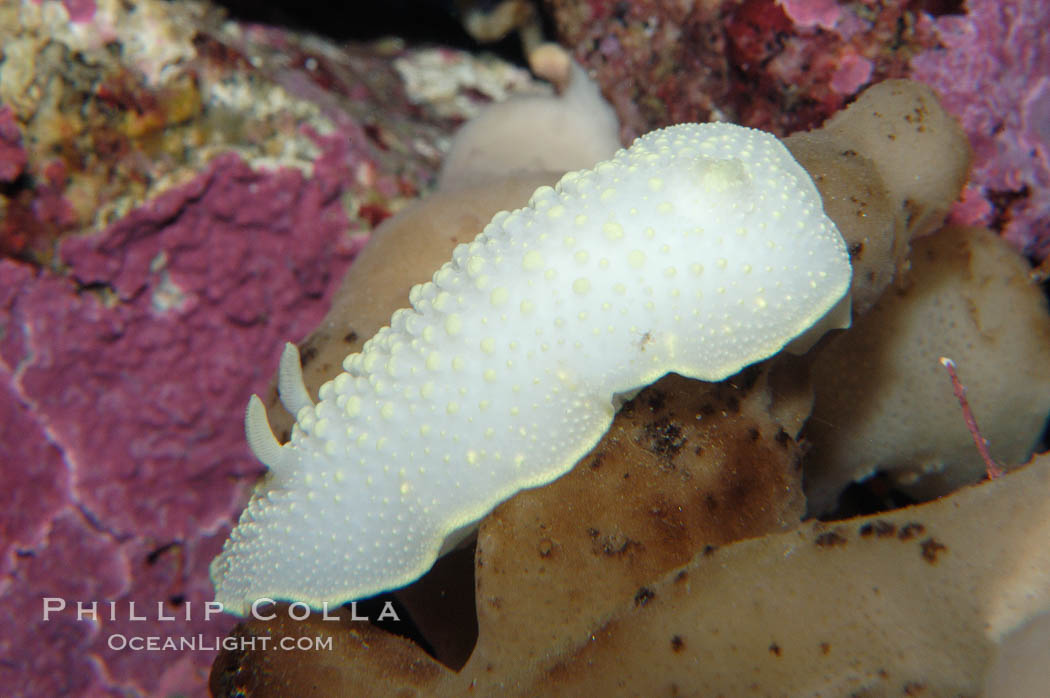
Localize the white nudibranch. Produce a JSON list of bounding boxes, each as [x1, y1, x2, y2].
[[210, 122, 852, 615]]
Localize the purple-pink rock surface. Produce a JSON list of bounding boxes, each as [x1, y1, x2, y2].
[[1, 145, 358, 695], [911, 0, 1050, 261]]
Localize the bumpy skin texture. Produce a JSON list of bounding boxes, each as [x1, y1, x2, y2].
[[211, 123, 851, 615]]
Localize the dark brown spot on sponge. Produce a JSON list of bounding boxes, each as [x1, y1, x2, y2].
[[898, 522, 925, 540], [299, 343, 318, 367], [920, 537, 947, 564], [815, 530, 848, 547], [859, 520, 896, 538], [634, 587, 655, 606]]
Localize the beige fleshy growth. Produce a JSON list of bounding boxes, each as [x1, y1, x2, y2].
[[459, 0, 534, 43], [527, 42, 573, 91], [819, 79, 972, 244], [784, 79, 971, 315], [436, 60, 621, 190], [805, 226, 1050, 512], [211, 454, 1050, 696], [984, 610, 1050, 697], [784, 132, 898, 316], [468, 369, 805, 671]]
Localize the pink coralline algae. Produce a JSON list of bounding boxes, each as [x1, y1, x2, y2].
[[28, 0, 97, 23], [0, 145, 360, 695], [830, 52, 874, 96], [725, 0, 935, 134], [42, 0, 98, 23], [0, 360, 70, 580], [778, 0, 842, 30], [550, 0, 934, 142], [911, 0, 1050, 261]]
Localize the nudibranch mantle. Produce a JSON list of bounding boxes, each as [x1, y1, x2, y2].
[[211, 122, 851, 615]]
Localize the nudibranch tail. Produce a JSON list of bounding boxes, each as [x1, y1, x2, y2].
[[211, 122, 852, 617], [277, 342, 314, 416], [244, 394, 286, 473]]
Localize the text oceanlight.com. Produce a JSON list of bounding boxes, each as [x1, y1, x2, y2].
[[107, 634, 332, 652]]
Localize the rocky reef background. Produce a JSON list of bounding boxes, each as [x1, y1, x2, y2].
[[0, 0, 1047, 695]]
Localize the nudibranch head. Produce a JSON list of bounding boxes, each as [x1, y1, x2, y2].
[[210, 122, 851, 615]]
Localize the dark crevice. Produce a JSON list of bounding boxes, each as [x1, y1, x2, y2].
[[367, 542, 478, 671], [908, 0, 966, 17], [211, 0, 534, 67], [813, 471, 918, 521]]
